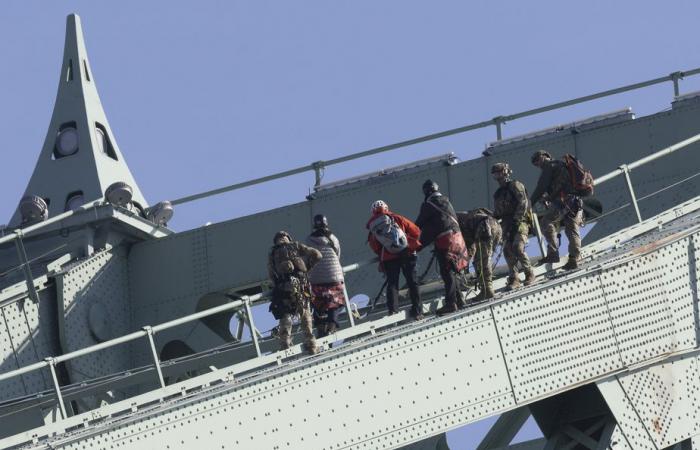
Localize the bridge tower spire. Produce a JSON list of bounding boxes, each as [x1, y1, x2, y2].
[[10, 14, 147, 226]]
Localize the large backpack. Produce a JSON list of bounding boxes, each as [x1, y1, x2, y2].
[[562, 154, 594, 197], [369, 214, 408, 254]]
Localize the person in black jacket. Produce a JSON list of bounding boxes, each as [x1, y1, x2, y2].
[[415, 180, 469, 315]]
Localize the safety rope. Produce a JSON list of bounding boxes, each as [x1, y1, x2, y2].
[[418, 253, 436, 283], [369, 279, 389, 312]]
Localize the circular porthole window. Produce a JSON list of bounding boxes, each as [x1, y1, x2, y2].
[[56, 127, 79, 156], [65, 192, 84, 211]]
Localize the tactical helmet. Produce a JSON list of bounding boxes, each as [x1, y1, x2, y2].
[[531, 150, 552, 165], [491, 162, 512, 176], [422, 179, 439, 196], [313, 214, 329, 229], [371, 200, 389, 214], [273, 230, 292, 243]]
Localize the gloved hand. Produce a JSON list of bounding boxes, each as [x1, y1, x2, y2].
[[511, 221, 528, 236]]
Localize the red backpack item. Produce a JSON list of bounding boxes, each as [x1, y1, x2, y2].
[[435, 231, 469, 272], [562, 154, 594, 197]]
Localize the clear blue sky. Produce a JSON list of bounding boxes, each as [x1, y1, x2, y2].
[[1, 1, 699, 448]]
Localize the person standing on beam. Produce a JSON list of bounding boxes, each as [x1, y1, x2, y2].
[[415, 180, 469, 315]]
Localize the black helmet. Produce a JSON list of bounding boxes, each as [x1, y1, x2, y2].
[[422, 179, 439, 196], [313, 214, 328, 229], [273, 230, 291, 243], [531, 150, 552, 165]]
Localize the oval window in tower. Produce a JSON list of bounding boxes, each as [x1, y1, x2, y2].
[[54, 124, 79, 158], [94, 123, 118, 160], [95, 127, 107, 155]]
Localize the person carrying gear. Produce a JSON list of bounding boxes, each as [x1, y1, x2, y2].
[[366, 200, 424, 320], [491, 163, 536, 290], [306, 214, 346, 338], [415, 180, 469, 315], [268, 230, 322, 354], [530, 150, 585, 270], [457, 208, 502, 301]]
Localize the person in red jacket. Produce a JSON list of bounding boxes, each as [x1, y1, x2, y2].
[[366, 200, 424, 320]]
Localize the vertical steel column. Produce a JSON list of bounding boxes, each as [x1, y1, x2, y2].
[[143, 326, 166, 388], [493, 117, 504, 141], [342, 284, 356, 327], [620, 165, 643, 223], [13, 230, 40, 304], [671, 71, 682, 97], [312, 161, 325, 188], [532, 213, 547, 257], [46, 357, 68, 419], [243, 298, 262, 357], [235, 315, 245, 341]]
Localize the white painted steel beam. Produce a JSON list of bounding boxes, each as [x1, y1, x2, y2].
[[3, 203, 700, 450]]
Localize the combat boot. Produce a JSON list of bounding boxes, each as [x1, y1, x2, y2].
[[436, 302, 458, 316], [316, 323, 328, 339], [304, 339, 319, 355], [562, 257, 580, 271], [523, 270, 536, 286], [505, 276, 521, 291], [538, 252, 560, 265], [474, 283, 495, 302], [409, 309, 425, 321]]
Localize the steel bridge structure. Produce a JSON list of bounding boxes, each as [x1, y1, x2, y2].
[[1, 14, 700, 450]]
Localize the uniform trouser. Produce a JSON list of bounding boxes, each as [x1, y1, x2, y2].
[[384, 255, 422, 315], [436, 251, 463, 307], [541, 208, 583, 259], [503, 230, 532, 278], [278, 301, 316, 350], [473, 238, 497, 290]]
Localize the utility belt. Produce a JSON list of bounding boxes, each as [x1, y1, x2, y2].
[[274, 272, 310, 295], [270, 272, 311, 319], [275, 271, 306, 283], [556, 192, 583, 217]]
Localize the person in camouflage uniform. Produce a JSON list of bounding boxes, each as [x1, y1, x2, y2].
[[530, 150, 583, 270], [268, 230, 322, 354], [457, 208, 502, 300], [491, 163, 536, 290]]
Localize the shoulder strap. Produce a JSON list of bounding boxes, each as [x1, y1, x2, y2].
[[426, 198, 459, 226]]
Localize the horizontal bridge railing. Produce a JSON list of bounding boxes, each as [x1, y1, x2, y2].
[[1, 129, 700, 423], [593, 133, 700, 223], [0, 256, 377, 420], [170, 67, 700, 205]]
